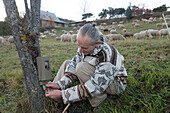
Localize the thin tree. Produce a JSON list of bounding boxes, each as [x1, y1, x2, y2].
[[98, 9, 108, 19], [3, 0, 45, 112]]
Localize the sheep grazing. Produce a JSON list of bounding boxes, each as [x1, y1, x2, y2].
[[106, 34, 126, 41], [110, 30, 118, 34], [69, 31, 74, 34], [156, 23, 162, 27], [103, 27, 109, 32], [162, 23, 170, 28], [60, 34, 71, 42], [111, 25, 116, 29], [44, 31, 50, 35], [8, 36, 14, 43], [61, 30, 68, 34], [133, 33, 142, 39], [49, 33, 56, 37], [71, 34, 77, 42], [101, 23, 107, 26], [0, 36, 5, 44], [39, 35, 47, 39], [7, 36, 14, 48], [132, 22, 137, 26], [147, 19, 153, 24], [123, 32, 133, 38], [118, 24, 125, 29], [119, 21, 124, 24], [51, 29, 57, 33], [134, 23, 142, 28], [56, 37, 61, 41], [122, 28, 127, 33], [147, 29, 159, 39], [159, 29, 170, 38], [139, 30, 148, 38], [112, 22, 117, 25]]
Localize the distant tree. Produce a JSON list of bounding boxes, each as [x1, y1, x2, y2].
[[82, 13, 93, 20], [98, 9, 108, 19], [115, 8, 125, 17], [125, 6, 132, 19], [3, 0, 44, 112], [80, 0, 88, 14], [153, 4, 167, 12], [107, 7, 115, 19]]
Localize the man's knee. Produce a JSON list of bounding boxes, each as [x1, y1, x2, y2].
[[76, 61, 95, 82]]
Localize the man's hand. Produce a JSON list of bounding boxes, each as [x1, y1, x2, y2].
[[45, 89, 62, 99], [45, 82, 60, 89]]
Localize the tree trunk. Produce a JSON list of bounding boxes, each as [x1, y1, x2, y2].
[[3, 0, 44, 112]]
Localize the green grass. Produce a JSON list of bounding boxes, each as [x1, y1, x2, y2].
[[0, 22, 169, 113]]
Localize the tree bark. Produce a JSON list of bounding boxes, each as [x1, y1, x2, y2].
[[3, 0, 44, 112]]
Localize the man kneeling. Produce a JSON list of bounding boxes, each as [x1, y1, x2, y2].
[[45, 23, 128, 107]]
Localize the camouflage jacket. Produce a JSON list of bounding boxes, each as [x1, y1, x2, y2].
[[57, 41, 128, 104]]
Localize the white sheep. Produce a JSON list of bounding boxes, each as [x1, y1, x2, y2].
[[69, 31, 74, 34], [7, 36, 14, 48], [60, 34, 71, 42], [123, 32, 133, 38], [56, 37, 61, 41], [133, 33, 142, 39], [119, 21, 124, 24], [147, 29, 159, 39], [49, 33, 56, 37], [110, 30, 118, 34], [122, 28, 127, 33], [106, 34, 126, 41], [71, 34, 77, 42], [51, 29, 57, 33], [118, 24, 125, 29], [156, 23, 162, 27], [44, 31, 50, 35], [159, 29, 170, 38], [134, 23, 142, 28], [0, 36, 5, 44], [39, 35, 47, 39], [8, 36, 14, 43], [61, 30, 68, 34], [139, 30, 148, 38], [112, 22, 117, 25], [147, 20, 153, 24], [132, 22, 137, 26]]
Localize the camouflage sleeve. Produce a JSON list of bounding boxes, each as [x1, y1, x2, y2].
[[57, 50, 83, 90], [57, 72, 78, 89], [61, 62, 119, 104]]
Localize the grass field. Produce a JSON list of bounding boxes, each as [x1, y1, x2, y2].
[[0, 21, 170, 113]]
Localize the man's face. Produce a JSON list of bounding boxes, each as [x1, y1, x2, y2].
[[77, 33, 98, 55]]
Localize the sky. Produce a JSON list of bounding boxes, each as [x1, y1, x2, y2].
[[0, 0, 170, 21]]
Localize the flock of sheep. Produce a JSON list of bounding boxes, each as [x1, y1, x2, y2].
[[0, 15, 170, 45], [38, 15, 169, 42]]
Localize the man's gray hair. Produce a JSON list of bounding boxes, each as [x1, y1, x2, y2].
[[78, 23, 104, 45]]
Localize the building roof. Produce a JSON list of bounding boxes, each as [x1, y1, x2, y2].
[[40, 10, 66, 23]]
